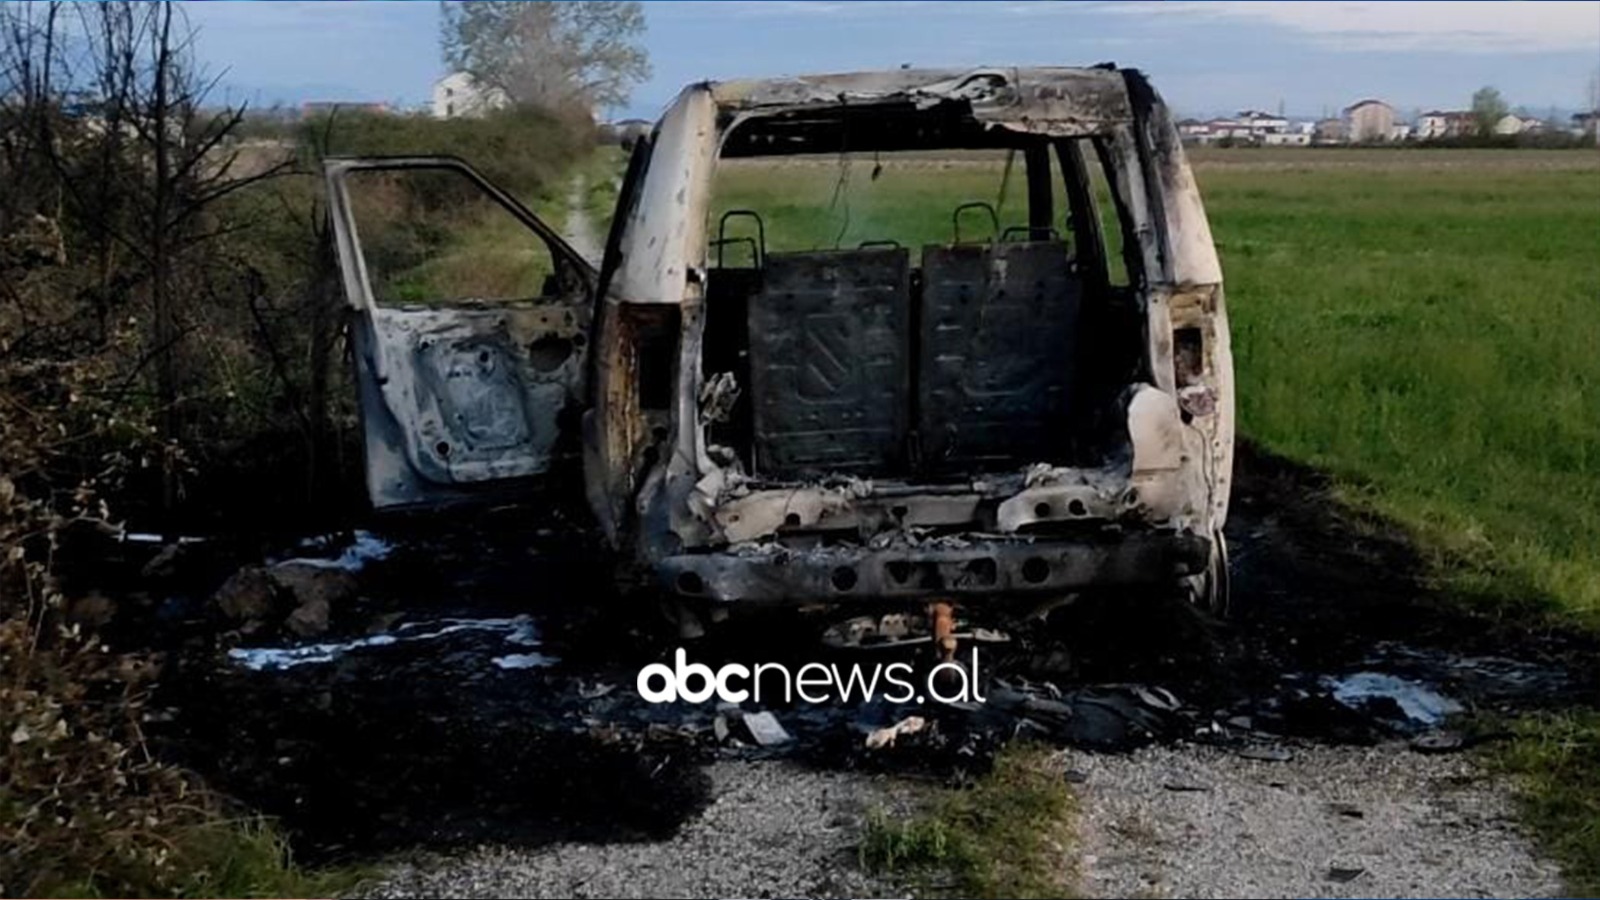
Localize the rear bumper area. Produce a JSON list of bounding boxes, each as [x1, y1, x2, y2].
[[658, 530, 1211, 605]]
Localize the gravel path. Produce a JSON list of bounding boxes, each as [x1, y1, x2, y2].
[[360, 741, 1561, 899], [1068, 742, 1562, 899], [358, 760, 914, 899]]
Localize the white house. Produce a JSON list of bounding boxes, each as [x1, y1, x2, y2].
[[1262, 131, 1311, 146], [1177, 111, 1309, 146], [1236, 109, 1289, 137], [432, 71, 509, 119], [1416, 111, 1451, 140], [1494, 114, 1539, 135], [1417, 110, 1479, 140], [1312, 118, 1346, 144], [1343, 99, 1397, 142]]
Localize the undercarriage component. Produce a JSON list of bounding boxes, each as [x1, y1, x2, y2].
[[660, 531, 1211, 604], [930, 600, 957, 664], [819, 612, 1010, 651]]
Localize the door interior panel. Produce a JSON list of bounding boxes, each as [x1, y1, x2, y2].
[[326, 157, 594, 509]]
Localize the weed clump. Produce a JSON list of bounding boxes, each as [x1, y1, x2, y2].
[[860, 744, 1078, 898]]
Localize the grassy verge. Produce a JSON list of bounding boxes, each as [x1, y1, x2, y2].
[[1488, 712, 1600, 897], [578, 144, 628, 240], [1, 605, 363, 899], [859, 744, 1077, 898], [50, 818, 364, 899]]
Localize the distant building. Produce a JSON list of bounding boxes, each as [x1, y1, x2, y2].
[[1342, 99, 1396, 142], [1417, 111, 1457, 140], [1416, 110, 1478, 140], [433, 71, 510, 119], [1312, 117, 1345, 144], [1236, 109, 1289, 135], [1494, 113, 1540, 135], [1572, 111, 1600, 142], [1206, 117, 1253, 141], [1176, 109, 1307, 146], [1262, 131, 1311, 146]]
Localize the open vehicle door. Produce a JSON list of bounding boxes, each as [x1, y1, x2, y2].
[[324, 156, 597, 509]]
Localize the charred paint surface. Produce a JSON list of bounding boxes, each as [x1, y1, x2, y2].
[[325, 156, 595, 509]]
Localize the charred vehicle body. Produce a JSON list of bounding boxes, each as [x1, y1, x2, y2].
[[325, 66, 1235, 625]]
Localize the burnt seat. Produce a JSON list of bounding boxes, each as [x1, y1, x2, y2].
[[918, 240, 1081, 472], [746, 247, 911, 478]]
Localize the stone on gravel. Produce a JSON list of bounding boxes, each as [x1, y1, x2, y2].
[[212, 561, 358, 635], [213, 566, 278, 623], [1410, 730, 1466, 753], [285, 596, 331, 637], [268, 561, 358, 611]]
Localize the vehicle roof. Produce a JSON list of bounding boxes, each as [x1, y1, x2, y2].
[[701, 66, 1139, 133]]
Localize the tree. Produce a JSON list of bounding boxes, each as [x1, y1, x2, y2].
[[3, 1, 290, 517], [1471, 85, 1508, 137], [441, 0, 650, 117]]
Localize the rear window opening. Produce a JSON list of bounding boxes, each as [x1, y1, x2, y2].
[[700, 121, 1147, 483]]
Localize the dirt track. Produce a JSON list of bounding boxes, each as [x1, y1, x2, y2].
[[127, 444, 1593, 898]]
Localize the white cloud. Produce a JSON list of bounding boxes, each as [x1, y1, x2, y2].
[[1089, 0, 1600, 53]]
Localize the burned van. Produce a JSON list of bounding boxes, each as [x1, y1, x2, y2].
[[325, 66, 1235, 624]]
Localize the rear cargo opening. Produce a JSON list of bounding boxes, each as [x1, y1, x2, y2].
[[700, 108, 1147, 486]]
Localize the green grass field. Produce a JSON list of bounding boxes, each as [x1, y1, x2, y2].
[[712, 147, 1600, 626], [1199, 148, 1600, 622]]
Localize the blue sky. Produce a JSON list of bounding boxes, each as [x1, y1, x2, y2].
[[188, 1, 1600, 120]]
